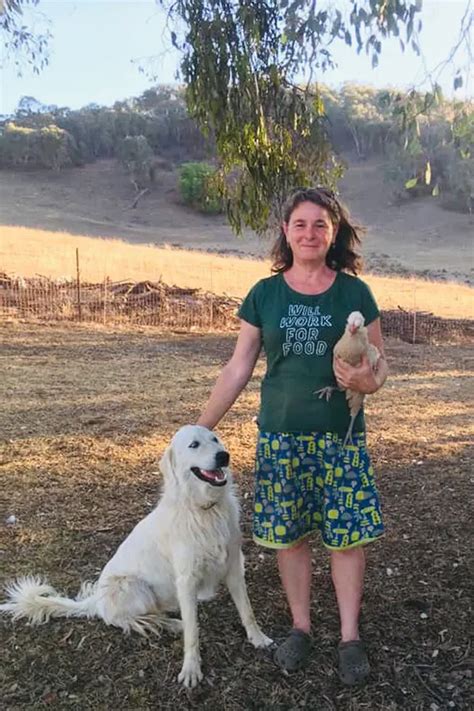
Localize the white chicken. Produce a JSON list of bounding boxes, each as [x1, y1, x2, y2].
[[316, 311, 380, 447]]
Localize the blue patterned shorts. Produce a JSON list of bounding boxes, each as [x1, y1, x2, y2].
[[253, 431, 384, 550]]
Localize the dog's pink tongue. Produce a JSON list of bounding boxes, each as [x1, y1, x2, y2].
[[202, 469, 225, 481]]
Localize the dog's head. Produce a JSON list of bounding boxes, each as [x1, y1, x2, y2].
[[159, 425, 231, 504]]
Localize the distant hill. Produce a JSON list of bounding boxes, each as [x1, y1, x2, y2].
[[0, 157, 472, 285]]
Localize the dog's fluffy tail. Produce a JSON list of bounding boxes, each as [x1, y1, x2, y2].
[[0, 576, 98, 624]]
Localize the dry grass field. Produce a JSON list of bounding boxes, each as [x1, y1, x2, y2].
[[1, 321, 472, 710], [1, 224, 473, 320], [1, 155, 474, 322]]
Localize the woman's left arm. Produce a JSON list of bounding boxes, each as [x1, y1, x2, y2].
[[334, 317, 388, 394]]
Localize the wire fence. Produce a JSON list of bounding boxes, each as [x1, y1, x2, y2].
[[0, 273, 240, 332], [0, 271, 472, 344]]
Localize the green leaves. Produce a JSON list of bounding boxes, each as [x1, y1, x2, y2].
[[159, 0, 428, 234], [405, 177, 418, 189], [1, 0, 51, 75], [424, 160, 431, 185], [179, 162, 223, 214]]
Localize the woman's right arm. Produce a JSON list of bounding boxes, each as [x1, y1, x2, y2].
[[197, 320, 262, 430]]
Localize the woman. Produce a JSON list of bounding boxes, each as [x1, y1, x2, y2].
[[197, 187, 388, 684]]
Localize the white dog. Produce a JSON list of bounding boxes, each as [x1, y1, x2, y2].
[[0, 425, 272, 687]]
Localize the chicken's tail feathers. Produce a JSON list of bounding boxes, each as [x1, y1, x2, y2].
[[0, 575, 98, 624]]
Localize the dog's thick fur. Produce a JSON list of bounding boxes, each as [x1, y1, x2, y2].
[[0, 425, 272, 687]]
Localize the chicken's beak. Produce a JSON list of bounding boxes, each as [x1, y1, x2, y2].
[[349, 324, 358, 334]]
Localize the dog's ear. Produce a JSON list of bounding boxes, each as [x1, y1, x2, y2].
[[159, 445, 176, 485]]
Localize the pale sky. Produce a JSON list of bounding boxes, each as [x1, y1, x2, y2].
[[0, 0, 471, 115]]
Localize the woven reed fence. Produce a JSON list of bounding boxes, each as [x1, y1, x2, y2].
[[0, 273, 472, 343]]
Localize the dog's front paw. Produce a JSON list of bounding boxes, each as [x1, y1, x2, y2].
[[178, 656, 203, 688], [247, 626, 274, 649]]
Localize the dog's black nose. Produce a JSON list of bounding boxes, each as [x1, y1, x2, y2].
[[215, 450, 230, 467]]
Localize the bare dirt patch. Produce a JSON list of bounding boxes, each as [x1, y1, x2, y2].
[[0, 322, 472, 709]]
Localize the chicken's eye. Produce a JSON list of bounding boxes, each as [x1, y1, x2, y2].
[[189, 441, 200, 449]]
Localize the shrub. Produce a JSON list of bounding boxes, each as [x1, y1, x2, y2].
[[179, 162, 222, 214]]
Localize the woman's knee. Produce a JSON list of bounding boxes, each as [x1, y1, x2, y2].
[[277, 539, 310, 558], [331, 546, 365, 562]]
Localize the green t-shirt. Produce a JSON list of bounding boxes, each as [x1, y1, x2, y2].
[[238, 271, 380, 435]]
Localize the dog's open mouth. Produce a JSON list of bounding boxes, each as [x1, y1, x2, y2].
[[191, 467, 227, 487]]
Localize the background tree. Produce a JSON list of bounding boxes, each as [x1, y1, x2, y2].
[[384, 87, 473, 212], [117, 134, 154, 191], [2, 82, 471, 213], [0, 122, 77, 169]]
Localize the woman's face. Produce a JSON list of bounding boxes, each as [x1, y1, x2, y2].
[[283, 201, 336, 265]]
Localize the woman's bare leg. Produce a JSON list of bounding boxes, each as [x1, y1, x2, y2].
[[276, 539, 312, 633], [331, 547, 365, 641]]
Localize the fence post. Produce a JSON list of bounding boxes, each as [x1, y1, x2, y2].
[[76, 248, 82, 322], [209, 262, 214, 329], [209, 294, 214, 329], [103, 275, 108, 325], [412, 283, 417, 344]]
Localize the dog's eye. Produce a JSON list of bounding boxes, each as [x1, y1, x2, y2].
[[212, 437, 218, 443], [189, 441, 200, 449]]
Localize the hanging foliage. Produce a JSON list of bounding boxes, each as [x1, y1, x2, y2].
[[159, 0, 424, 234], [0, 0, 51, 75]]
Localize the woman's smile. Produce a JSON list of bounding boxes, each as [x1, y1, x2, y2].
[[283, 201, 335, 264]]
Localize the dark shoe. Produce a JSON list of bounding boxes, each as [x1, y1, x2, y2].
[[274, 628, 312, 672], [338, 640, 370, 685]]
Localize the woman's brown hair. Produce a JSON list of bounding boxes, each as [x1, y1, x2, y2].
[[271, 187, 364, 275]]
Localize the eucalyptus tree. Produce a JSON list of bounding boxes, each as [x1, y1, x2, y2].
[[0, 0, 51, 75], [159, 0, 425, 234]]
